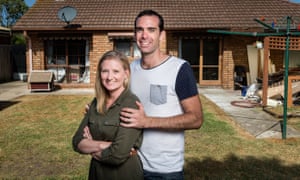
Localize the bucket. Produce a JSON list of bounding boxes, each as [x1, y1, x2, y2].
[[241, 86, 248, 97]]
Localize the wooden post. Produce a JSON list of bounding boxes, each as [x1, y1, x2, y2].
[[262, 37, 269, 106]]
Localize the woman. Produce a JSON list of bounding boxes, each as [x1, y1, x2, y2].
[[72, 50, 143, 180]]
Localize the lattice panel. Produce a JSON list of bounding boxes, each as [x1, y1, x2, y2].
[[269, 36, 300, 50], [289, 38, 300, 50]]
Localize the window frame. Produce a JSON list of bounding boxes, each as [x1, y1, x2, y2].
[[113, 39, 141, 59], [44, 39, 90, 84]]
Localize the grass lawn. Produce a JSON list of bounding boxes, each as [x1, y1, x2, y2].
[[0, 94, 299, 179]]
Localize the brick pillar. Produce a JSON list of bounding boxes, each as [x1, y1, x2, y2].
[[223, 50, 234, 89], [89, 33, 113, 88], [160, 31, 167, 54]]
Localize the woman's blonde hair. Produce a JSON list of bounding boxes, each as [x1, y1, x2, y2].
[[95, 50, 131, 114]]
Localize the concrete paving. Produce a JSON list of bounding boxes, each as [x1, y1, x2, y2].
[[0, 81, 31, 101], [1, 81, 300, 139], [0, 81, 93, 101], [200, 88, 300, 139]]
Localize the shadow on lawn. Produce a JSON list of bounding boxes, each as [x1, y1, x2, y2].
[[185, 153, 300, 179], [0, 101, 20, 111]]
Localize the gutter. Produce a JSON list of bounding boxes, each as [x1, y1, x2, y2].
[[207, 29, 287, 37]]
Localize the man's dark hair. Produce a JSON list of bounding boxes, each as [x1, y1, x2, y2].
[[134, 9, 164, 32]]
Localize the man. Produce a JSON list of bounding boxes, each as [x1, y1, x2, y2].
[[119, 10, 203, 179]]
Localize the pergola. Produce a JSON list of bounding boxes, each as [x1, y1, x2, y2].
[[208, 16, 300, 139], [262, 34, 300, 139], [262, 36, 300, 108]]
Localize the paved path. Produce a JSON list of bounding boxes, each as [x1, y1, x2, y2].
[[0, 81, 93, 101], [200, 88, 300, 139], [1, 81, 300, 139], [0, 81, 30, 101]]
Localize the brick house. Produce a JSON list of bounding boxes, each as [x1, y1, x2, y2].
[[12, 0, 300, 89]]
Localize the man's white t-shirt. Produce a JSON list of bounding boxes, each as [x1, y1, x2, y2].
[[130, 56, 198, 173]]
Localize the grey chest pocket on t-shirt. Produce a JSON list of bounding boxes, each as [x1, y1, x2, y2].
[[150, 84, 167, 105]]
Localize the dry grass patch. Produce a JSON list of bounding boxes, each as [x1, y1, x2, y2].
[[184, 95, 300, 179], [263, 105, 300, 131], [0, 95, 93, 179], [0, 95, 299, 179]]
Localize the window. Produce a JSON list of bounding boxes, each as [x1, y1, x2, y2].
[[181, 39, 200, 82], [115, 40, 131, 56], [114, 39, 141, 59], [45, 39, 90, 83], [202, 39, 219, 80], [180, 37, 221, 84]]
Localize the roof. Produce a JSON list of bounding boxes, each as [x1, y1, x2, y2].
[[0, 26, 10, 36], [29, 71, 54, 83], [0, 26, 10, 31], [13, 0, 300, 31]]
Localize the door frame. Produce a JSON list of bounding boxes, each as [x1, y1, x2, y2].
[[179, 36, 222, 86], [199, 39, 222, 86]]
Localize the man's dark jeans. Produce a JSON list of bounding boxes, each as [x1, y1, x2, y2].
[[144, 170, 184, 180]]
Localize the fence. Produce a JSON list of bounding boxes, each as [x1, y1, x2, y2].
[[0, 45, 12, 82]]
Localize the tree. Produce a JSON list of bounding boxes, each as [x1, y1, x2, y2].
[[0, 0, 28, 27], [11, 33, 26, 44]]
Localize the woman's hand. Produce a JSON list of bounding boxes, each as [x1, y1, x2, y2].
[[83, 126, 92, 139], [82, 126, 112, 159]]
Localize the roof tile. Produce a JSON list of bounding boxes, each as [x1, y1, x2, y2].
[[13, 0, 300, 31]]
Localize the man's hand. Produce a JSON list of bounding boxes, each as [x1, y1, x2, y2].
[[120, 101, 147, 129], [122, 95, 203, 130]]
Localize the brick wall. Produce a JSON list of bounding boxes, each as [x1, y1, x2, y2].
[[89, 32, 113, 87], [223, 36, 258, 89], [166, 32, 178, 57], [28, 34, 44, 72], [27, 32, 114, 89], [166, 32, 258, 89], [26, 31, 282, 90], [222, 50, 234, 89]]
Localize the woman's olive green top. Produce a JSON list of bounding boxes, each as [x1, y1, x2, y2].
[[72, 89, 143, 180]]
